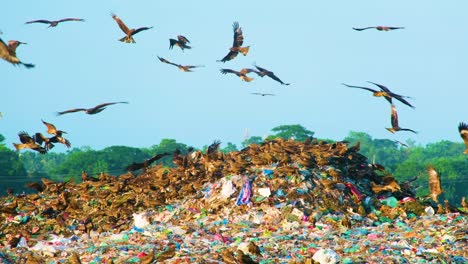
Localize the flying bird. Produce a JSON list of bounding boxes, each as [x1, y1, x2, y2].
[[252, 64, 290, 85], [111, 14, 152, 43], [41, 119, 67, 136], [169, 35, 191, 51], [251, 92, 275, 96], [157, 56, 204, 72], [220, 68, 256, 82], [32, 132, 55, 150], [0, 38, 34, 68], [57, 102, 128, 116], [342, 82, 414, 108], [13, 131, 47, 154], [427, 165, 442, 203], [352, 26, 404, 31], [25, 18, 85, 28], [386, 104, 417, 134], [125, 152, 171, 172], [458, 122, 468, 154], [218, 22, 249, 63], [394, 140, 409, 148]]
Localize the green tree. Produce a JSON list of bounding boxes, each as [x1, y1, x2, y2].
[[241, 136, 264, 148], [269, 124, 315, 141], [220, 142, 238, 153]]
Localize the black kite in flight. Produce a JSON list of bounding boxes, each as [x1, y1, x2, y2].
[[218, 22, 249, 63], [353, 26, 404, 31], [169, 35, 191, 51], [57, 102, 128, 116], [458, 122, 468, 154], [0, 38, 34, 68], [157, 56, 204, 72], [386, 104, 417, 134], [25, 18, 85, 28], [111, 14, 152, 43]]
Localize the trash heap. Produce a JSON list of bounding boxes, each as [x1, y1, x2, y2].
[[1, 138, 466, 263]]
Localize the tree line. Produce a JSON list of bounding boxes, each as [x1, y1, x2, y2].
[[0, 125, 466, 205]]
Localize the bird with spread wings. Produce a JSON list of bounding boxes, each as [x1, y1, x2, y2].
[[220, 68, 256, 82], [13, 131, 47, 154], [169, 35, 191, 51], [458, 122, 468, 154], [352, 26, 404, 31], [39, 120, 71, 148], [342, 82, 414, 109], [0, 38, 34, 68], [25, 18, 85, 28], [251, 64, 290, 85], [252, 92, 275, 96], [386, 104, 417, 134], [111, 14, 152, 43], [218, 22, 249, 63], [427, 165, 442, 203], [125, 152, 171, 172], [57, 102, 128, 116], [157, 56, 204, 72]]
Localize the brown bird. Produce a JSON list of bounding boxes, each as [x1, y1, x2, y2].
[[169, 35, 191, 51], [458, 122, 468, 154], [352, 26, 404, 31], [125, 152, 171, 172], [111, 14, 152, 43], [41, 119, 67, 136], [220, 68, 256, 82], [0, 38, 34, 68], [39, 120, 71, 148], [386, 104, 417, 134], [427, 165, 442, 203], [57, 101, 128, 115], [25, 18, 85, 28], [461, 196, 468, 209], [252, 64, 290, 85], [251, 92, 275, 96], [157, 56, 204, 72], [218, 21, 250, 62], [342, 82, 414, 109], [13, 131, 47, 154], [32, 132, 55, 150]]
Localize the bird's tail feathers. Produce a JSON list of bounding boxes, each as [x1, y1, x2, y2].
[[239, 46, 250, 56]]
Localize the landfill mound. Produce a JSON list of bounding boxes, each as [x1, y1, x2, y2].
[[0, 138, 427, 248]]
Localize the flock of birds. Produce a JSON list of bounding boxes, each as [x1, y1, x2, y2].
[[2, 16, 468, 160]]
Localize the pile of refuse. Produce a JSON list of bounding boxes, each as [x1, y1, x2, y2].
[[1, 138, 466, 263]]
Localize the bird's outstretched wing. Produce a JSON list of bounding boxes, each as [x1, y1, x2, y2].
[[252, 93, 275, 96], [458, 122, 468, 152], [255, 65, 289, 85], [18, 131, 34, 144], [342, 83, 379, 93], [41, 119, 58, 135], [25, 19, 52, 24], [132, 26, 153, 36], [352, 27, 375, 31], [158, 56, 179, 67], [111, 14, 130, 34], [390, 104, 399, 129], [169, 39, 178, 49], [177, 35, 190, 44], [218, 51, 238, 63], [220, 68, 238, 75], [232, 21, 244, 48], [57, 108, 87, 115], [93, 102, 129, 110], [57, 18, 85, 23]]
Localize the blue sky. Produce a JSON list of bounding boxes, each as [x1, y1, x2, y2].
[[1, 1, 467, 151]]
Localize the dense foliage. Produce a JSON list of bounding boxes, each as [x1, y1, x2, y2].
[[1, 124, 466, 205]]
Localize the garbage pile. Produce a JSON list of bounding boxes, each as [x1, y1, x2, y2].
[[1, 138, 466, 263]]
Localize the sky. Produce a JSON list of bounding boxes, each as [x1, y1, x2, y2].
[[1, 1, 467, 151]]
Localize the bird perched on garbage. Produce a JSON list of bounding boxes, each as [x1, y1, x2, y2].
[[25, 18, 85, 28], [0, 38, 35, 68], [251, 92, 275, 96], [125, 152, 171, 172], [352, 26, 404, 31], [111, 13, 152, 43], [169, 35, 191, 51], [13, 131, 47, 154], [220, 68, 256, 82], [427, 165, 442, 203], [386, 104, 417, 134], [342, 82, 414, 109], [251, 64, 290, 85], [157, 56, 204, 72], [458, 122, 468, 154], [218, 21, 249, 62], [57, 101, 128, 115]]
